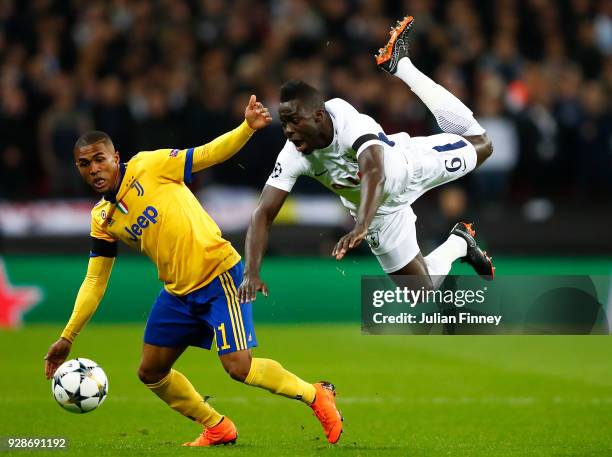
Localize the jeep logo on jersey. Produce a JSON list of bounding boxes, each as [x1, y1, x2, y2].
[[124, 206, 159, 242]]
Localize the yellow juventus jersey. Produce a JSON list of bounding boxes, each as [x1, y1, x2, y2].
[[90, 145, 241, 296]]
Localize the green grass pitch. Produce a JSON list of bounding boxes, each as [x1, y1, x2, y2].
[[2, 324, 612, 456]]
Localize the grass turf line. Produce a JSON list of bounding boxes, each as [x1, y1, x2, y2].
[[1, 324, 612, 456]]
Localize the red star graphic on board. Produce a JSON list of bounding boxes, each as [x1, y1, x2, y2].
[[0, 258, 43, 328]]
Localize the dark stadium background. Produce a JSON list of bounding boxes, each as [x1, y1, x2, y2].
[[0, 0, 610, 319], [0, 1, 610, 455], [0, 0, 610, 253]]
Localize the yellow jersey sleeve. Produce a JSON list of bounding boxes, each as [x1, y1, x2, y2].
[[91, 204, 117, 243], [134, 120, 255, 183], [134, 147, 196, 184], [61, 256, 115, 342], [192, 120, 255, 172]]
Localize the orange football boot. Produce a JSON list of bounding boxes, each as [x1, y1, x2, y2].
[[310, 382, 343, 444], [183, 417, 238, 447], [376, 15, 415, 74]]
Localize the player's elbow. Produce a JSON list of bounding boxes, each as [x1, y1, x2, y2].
[[366, 168, 386, 188], [252, 205, 275, 228]]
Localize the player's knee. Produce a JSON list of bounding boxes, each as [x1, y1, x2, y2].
[[137, 365, 169, 385], [228, 365, 250, 382], [221, 353, 252, 382], [475, 135, 493, 165], [466, 133, 493, 167]]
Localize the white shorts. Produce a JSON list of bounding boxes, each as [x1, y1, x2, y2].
[[365, 206, 419, 273], [366, 133, 477, 273]]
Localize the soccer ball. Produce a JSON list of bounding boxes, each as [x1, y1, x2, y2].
[[52, 358, 108, 413]]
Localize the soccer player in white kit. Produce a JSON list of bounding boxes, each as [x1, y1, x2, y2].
[[237, 16, 495, 302]]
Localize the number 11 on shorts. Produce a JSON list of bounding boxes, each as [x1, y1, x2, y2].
[[217, 323, 231, 350]]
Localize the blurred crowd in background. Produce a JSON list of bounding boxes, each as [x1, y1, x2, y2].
[[0, 0, 610, 208]]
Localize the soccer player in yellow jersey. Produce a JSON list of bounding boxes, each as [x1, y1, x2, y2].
[[43, 95, 343, 446]]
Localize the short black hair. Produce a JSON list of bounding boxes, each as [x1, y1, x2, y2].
[[280, 80, 325, 111], [74, 131, 114, 151]]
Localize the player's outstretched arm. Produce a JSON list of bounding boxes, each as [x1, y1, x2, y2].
[[192, 95, 272, 172], [238, 185, 288, 303], [44, 256, 115, 379], [333, 145, 386, 260]]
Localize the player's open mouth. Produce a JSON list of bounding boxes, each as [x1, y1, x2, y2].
[[93, 178, 105, 190], [292, 139, 307, 152]]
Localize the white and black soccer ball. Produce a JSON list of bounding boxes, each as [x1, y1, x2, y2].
[[52, 358, 108, 413]]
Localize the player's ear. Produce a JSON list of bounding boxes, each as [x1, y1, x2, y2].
[[314, 109, 325, 122]]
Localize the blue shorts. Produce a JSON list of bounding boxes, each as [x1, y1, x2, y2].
[[144, 261, 257, 355]]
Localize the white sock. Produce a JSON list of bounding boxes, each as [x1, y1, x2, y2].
[[424, 234, 467, 289], [395, 58, 485, 136]]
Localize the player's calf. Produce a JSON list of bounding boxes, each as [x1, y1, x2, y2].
[[388, 252, 437, 292], [379, 17, 491, 146]]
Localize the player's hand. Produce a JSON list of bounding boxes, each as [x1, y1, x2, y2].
[[245, 95, 272, 130], [237, 273, 269, 303], [332, 224, 368, 260], [44, 338, 72, 379]]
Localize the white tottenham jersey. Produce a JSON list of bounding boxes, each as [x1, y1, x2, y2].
[[266, 98, 413, 216]]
